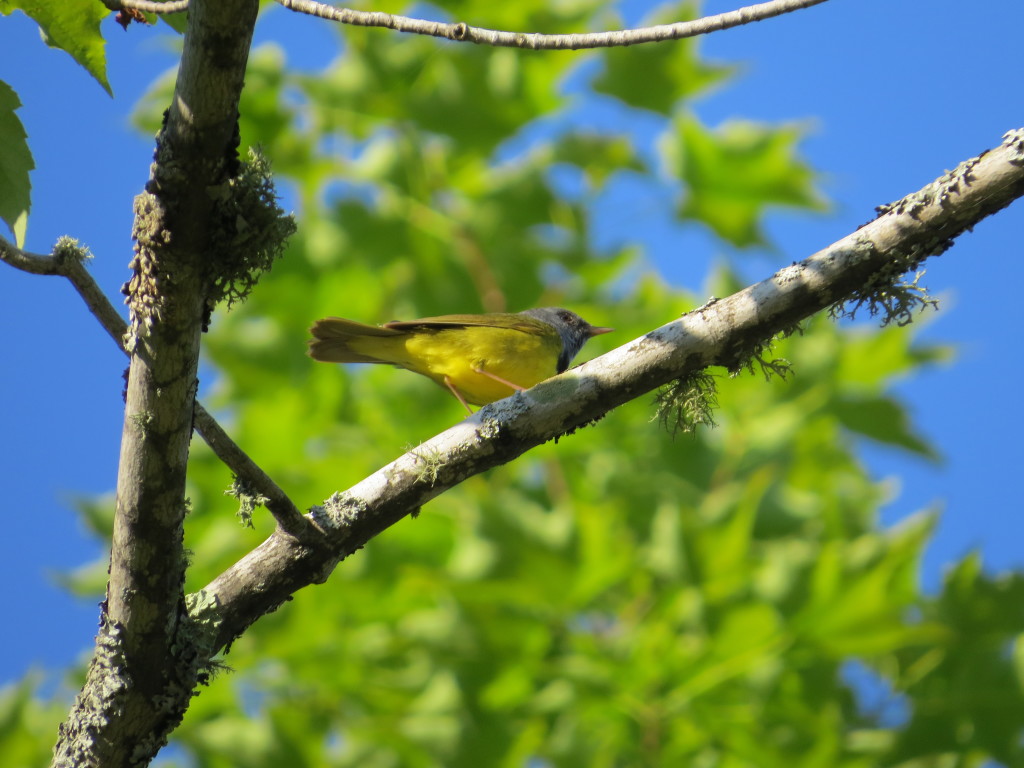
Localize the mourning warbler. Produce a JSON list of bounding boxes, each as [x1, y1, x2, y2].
[[308, 307, 612, 412]]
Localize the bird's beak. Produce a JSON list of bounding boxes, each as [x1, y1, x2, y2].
[[588, 326, 614, 337]]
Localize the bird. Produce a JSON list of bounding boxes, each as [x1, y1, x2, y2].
[[308, 307, 612, 413]]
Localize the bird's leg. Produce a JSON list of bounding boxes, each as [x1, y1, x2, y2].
[[444, 376, 474, 415], [472, 366, 526, 392]]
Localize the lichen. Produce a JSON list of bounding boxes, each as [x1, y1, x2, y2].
[[53, 235, 93, 265], [224, 475, 268, 528], [128, 410, 154, 435], [314, 491, 369, 530], [410, 445, 445, 486], [52, 617, 131, 767], [832, 269, 939, 327], [204, 148, 296, 313], [176, 590, 228, 690], [739, 352, 793, 382], [1003, 128, 1024, 160], [653, 372, 719, 438]]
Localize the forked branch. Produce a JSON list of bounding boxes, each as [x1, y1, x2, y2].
[[0, 236, 311, 538]]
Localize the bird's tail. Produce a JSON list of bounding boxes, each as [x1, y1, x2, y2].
[[307, 317, 404, 364]]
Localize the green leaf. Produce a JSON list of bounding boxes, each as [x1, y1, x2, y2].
[[661, 115, 827, 247], [593, 2, 735, 115], [550, 132, 648, 190], [833, 394, 940, 460], [0, 80, 33, 246], [157, 8, 187, 35], [0, 0, 111, 95], [835, 324, 953, 389]]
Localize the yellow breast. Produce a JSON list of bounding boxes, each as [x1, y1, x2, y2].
[[398, 326, 562, 405]]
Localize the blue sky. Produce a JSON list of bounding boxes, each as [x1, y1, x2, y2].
[[2, 0, 1022, 692]]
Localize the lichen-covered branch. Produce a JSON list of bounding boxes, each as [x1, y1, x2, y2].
[[49, 1, 264, 765], [201, 130, 1024, 651]]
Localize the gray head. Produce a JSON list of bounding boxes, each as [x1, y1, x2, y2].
[[520, 307, 613, 372]]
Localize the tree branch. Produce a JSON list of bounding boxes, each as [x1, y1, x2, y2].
[[1, 238, 125, 347], [49, 1, 264, 764], [106, 0, 830, 41], [199, 130, 1024, 651], [192, 404, 313, 537], [275, 0, 829, 49], [0, 236, 311, 538]]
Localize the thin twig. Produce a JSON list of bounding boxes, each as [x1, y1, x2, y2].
[[277, 0, 829, 49], [108, 0, 832, 44], [192, 403, 313, 538], [0, 235, 312, 538], [0, 243, 56, 274]]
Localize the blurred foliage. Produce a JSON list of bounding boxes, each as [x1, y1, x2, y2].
[[6, 1, 1024, 768], [661, 116, 828, 247], [593, 1, 735, 115]]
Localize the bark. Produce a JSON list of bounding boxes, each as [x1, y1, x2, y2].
[[51, 1, 261, 765]]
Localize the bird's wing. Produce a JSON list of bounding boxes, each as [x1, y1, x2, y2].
[[383, 313, 547, 335], [310, 317, 403, 339]]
